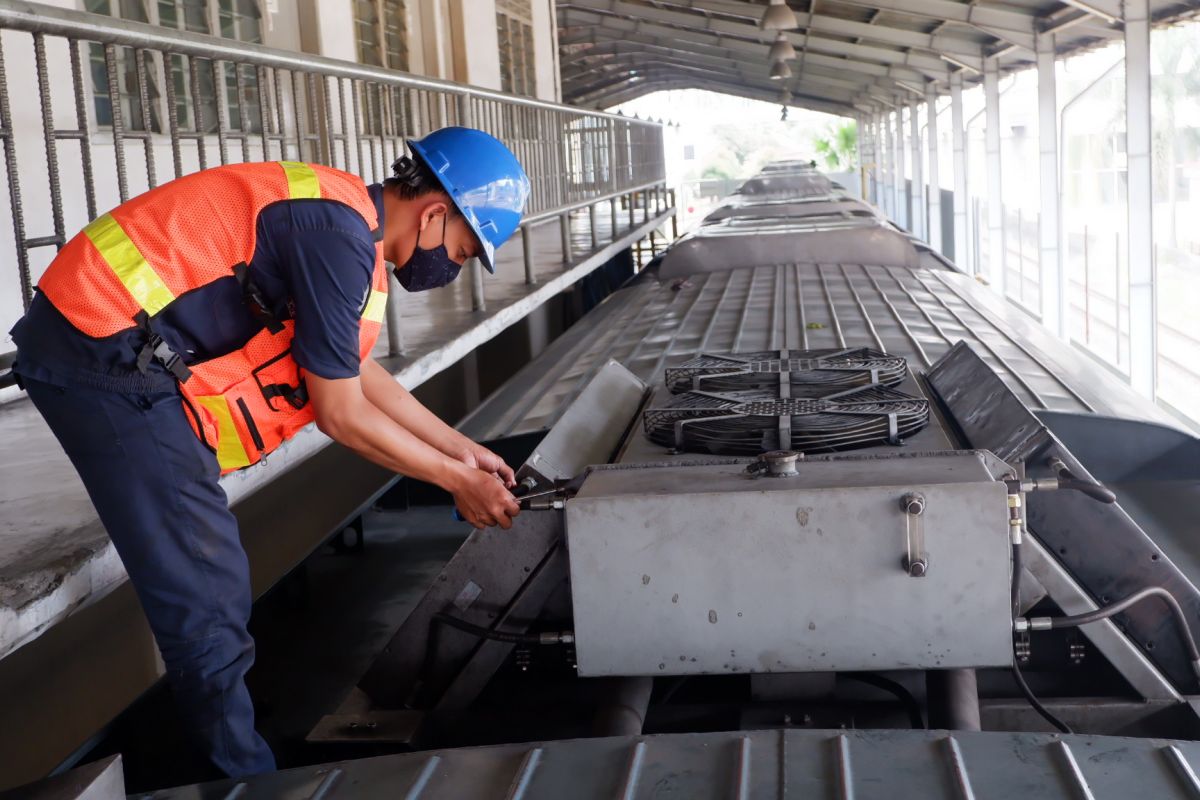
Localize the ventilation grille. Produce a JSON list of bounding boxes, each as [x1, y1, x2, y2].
[[665, 348, 908, 395], [644, 384, 929, 456]]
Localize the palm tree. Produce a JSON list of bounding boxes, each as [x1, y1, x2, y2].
[[812, 121, 858, 170]]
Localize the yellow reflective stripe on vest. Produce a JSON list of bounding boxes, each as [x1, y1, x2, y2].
[[195, 396, 253, 471], [361, 290, 387, 324], [279, 161, 320, 199], [84, 213, 176, 315]]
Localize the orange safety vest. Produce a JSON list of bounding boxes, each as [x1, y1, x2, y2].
[[39, 161, 389, 474]]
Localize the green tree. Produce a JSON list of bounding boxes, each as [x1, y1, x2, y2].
[[811, 121, 858, 170]]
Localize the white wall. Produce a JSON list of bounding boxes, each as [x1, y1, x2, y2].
[[298, 0, 357, 61], [450, 0, 502, 91], [415, 0, 454, 79], [531, 0, 561, 102]]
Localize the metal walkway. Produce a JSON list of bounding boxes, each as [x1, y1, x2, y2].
[[138, 728, 1200, 799], [462, 261, 1176, 443]]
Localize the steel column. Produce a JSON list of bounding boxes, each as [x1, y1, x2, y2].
[[878, 112, 888, 212], [855, 114, 864, 199], [1125, 0, 1155, 398], [926, 86, 942, 253], [910, 102, 924, 240], [951, 72, 968, 269], [866, 114, 876, 206], [893, 107, 905, 226], [1037, 33, 1065, 338], [984, 58, 1005, 294], [883, 112, 892, 219]]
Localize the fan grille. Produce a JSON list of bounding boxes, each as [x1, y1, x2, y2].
[[665, 348, 908, 394], [644, 375, 930, 456]]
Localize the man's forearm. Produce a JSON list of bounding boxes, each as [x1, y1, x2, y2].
[[320, 389, 470, 490], [359, 358, 473, 456]]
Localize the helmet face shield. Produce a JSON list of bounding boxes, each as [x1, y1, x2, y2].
[[407, 127, 531, 273]]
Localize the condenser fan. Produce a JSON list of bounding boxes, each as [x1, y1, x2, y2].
[[665, 348, 908, 394], [643, 382, 930, 456]]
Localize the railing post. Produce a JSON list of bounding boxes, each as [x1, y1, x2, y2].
[[521, 223, 535, 285], [457, 90, 485, 312], [560, 212, 572, 264], [589, 202, 598, 251], [609, 196, 618, 240], [385, 272, 406, 356], [628, 190, 635, 229]]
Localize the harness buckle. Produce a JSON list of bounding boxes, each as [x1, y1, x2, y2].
[[134, 310, 192, 383], [153, 338, 192, 382]]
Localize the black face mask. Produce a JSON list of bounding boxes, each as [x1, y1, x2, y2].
[[395, 214, 462, 292]]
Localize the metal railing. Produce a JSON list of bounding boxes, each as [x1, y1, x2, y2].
[[0, 0, 666, 362]]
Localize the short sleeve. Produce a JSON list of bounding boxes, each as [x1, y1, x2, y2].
[[274, 218, 376, 380]]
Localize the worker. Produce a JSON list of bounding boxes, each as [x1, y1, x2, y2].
[[7, 127, 528, 777]]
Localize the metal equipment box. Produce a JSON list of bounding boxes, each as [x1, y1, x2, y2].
[[565, 452, 1013, 677]]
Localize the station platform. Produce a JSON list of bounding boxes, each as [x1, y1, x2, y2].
[[0, 201, 672, 786]]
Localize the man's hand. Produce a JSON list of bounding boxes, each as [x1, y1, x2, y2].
[[454, 444, 516, 488], [449, 465, 520, 530]]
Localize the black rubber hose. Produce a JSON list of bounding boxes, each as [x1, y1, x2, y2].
[[410, 612, 551, 708], [1048, 458, 1117, 504], [843, 672, 925, 730], [431, 612, 548, 645], [1046, 586, 1200, 679], [1011, 541, 1074, 734], [1056, 476, 1117, 504]]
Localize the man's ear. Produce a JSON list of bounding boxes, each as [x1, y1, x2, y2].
[[419, 199, 449, 231]]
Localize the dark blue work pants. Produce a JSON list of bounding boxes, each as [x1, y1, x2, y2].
[[23, 377, 276, 777]]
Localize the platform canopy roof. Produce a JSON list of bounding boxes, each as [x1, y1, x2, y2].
[[558, 0, 1199, 114]]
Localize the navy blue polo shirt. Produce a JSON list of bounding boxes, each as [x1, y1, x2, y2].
[[10, 183, 386, 393]]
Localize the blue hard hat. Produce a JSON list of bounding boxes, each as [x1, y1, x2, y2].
[[407, 127, 531, 274]]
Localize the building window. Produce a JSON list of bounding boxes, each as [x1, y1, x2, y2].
[[496, 0, 535, 97], [85, 0, 263, 134], [85, 0, 162, 132], [354, 0, 409, 72]]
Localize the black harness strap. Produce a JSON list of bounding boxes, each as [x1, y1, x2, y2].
[[260, 380, 309, 410], [233, 262, 285, 334], [134, 310, 192, 383]]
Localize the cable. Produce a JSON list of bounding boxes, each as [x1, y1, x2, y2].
[[1011, 541, 1074, 734], [842, 672, 925, 729], [1012, 658, 1071, 734], [1046, 588, 1199, 658], [431, 612, 549, 645], [409, 613, 574, 708], [1035, 587, 1200, 682]]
